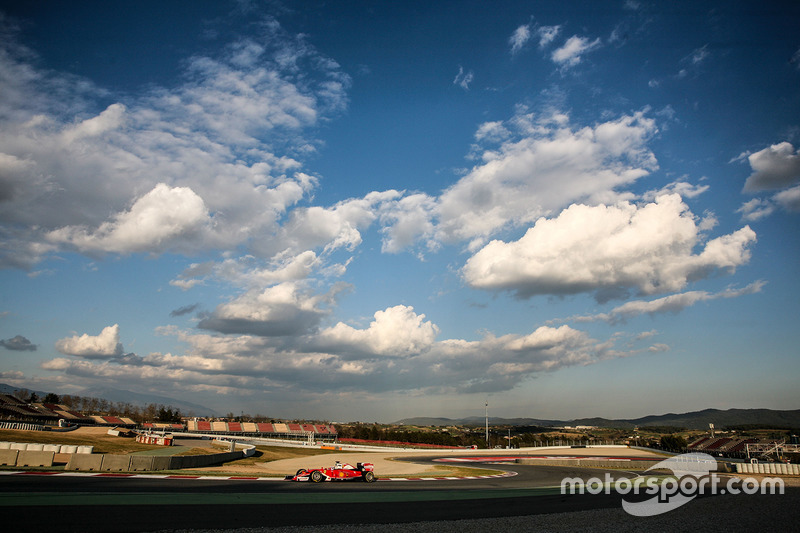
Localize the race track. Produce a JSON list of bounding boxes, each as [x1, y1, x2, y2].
[[0, 456, 636, 532]]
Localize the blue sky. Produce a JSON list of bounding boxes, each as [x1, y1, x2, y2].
[[0, 0, 798, 422]]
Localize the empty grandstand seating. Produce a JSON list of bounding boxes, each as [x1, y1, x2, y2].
[[688, 436, 767, 457], [688, 437, 711, 449], [183, 419, 337, 440], [0, 395, 59, 422], [704, 438, 731, 450]]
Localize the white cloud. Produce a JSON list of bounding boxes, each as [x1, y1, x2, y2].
[[552, 35, 602, 67], [773, 185, 800, 211], [462, 194, 757, 300], [737, 198, 775, 221], [61, 103, 127, 144], [379, 193, 437, 253], [453, 66, 474, 90], [573, 281, 766, 323], [315, 305, 439, 358], [274, 192, 397, 257], [474, 121, 511, 143], [48, 184, 211, 254], [742, 142, 800, 192], [198, 281, 343, 336], [55, 324, 124, 359], [509, 24, 531, 54], [536, 25, 561, 48], [41, 314, 650, 397], [688, 44, 710, 65], [0, 19, 349, 268], [433, 110, 657, 248]]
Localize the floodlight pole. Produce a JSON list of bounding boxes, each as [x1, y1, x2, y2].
[[485, 400, 489, 447]]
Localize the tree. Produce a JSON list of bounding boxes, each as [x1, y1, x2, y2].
[[43, 393, 60, 404], [660, 435, 688, 452]]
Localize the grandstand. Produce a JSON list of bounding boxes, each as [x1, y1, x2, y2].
[[38, 403, 93, 424], [141, 422, 185, 431], [0, 395, 59, 423], [688, 436, 787, 458], [88, 415, 137, 427], [185, 419, 337, 442]]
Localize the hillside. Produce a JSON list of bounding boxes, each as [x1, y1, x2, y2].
[[395, 408, 800, 430]]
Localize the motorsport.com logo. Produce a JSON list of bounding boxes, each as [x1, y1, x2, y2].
[[560, 452, 784, 517]]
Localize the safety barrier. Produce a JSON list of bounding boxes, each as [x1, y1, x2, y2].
[[0, 449, 18, 465], [516, 457, 659, 470], [16, 450, 54, 467], [100, 454, 132, 472], [66, 453, 104, 471], [736, 462, 800, 475], [0, 441, 92, 454], [1, 440, 255, 472]]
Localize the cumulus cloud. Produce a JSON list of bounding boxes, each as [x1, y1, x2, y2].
[[48, 184, 212, 254], [55, 324, 124, 359], [0, 335, 37, 351], [271, 191, 398, 258], [431, 110, 657, 249], [552, 35, 602, 67], [378, 193, 437, 253], [0, 17, 349, 268], [198, 281, 344, 336], [41, 313, 653, 397], [314, 305, 439, 359], [742, 142, 800, 192], [462, 194, 757, 301]]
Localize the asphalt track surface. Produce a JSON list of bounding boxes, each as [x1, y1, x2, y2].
[[0, 455, 643, 533]]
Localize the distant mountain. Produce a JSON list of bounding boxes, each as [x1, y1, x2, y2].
[[395, 408, 800, 430], [0, 382, 218, 417], [82, 387, 218, 417], [0, 383, 50, 399]]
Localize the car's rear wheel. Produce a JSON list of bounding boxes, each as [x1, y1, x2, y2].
[[310, 470, 324, 482], [363, 471, 375, 483]]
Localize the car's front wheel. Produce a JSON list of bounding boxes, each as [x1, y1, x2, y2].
[[362, 471, 375, 483], [310, 470, 324, 483]]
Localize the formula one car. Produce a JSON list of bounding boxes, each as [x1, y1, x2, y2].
[[285, 461, 376, 482]]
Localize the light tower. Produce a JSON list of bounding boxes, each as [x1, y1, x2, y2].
[[485, 399, 489, 447]]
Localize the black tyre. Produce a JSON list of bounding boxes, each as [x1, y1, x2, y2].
[[363, 471, 375, 483], [296, 469, 306, 476], [310, 470, 324, 483]]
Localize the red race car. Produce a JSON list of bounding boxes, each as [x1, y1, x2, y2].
[[285, 461, 376, 482]]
